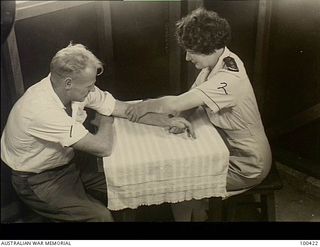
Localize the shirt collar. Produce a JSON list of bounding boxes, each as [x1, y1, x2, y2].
[[207, 46, 231, 80], [43, 73, 66, 109]]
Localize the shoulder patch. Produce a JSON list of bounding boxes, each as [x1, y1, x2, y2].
[[223, 56, 239, 72]]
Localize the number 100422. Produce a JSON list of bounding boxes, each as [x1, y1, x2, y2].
[[300, 241, 318, 246]]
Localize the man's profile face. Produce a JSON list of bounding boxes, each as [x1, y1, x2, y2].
[[69, 65, 97, 102]]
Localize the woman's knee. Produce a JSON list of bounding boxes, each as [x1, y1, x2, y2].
[[91, 208, 114, 222], [226, 171, 265, 191]]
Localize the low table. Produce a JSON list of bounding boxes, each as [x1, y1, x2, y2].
[[102, 107, 229, 220]]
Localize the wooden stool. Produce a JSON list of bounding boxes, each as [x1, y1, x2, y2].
[[223, 164, 283, 221]]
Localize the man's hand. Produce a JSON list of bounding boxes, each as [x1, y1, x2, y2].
[[167, 126, 185, 135], [167, 117, 196, 139], [125, 101, 151, 122]]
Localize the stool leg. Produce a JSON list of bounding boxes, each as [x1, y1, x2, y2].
[[261, 192, 276, 221]]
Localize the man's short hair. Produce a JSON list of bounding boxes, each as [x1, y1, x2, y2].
[[50, 43, 103, 78], [176, 7, 231, 55]]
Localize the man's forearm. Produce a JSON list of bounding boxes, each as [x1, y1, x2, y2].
[[111, 100, 195, 137], [138, 113, 173, 127], [178, 108, 197, 120], [72, 115, 114, 157], [95, 116, 114, 154], [138, 112, 196, 139]]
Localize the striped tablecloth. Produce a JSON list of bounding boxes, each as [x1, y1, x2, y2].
[[103, 107, 229, 210]]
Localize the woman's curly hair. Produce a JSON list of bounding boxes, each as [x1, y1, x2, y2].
[[176, 8, 231, 55]]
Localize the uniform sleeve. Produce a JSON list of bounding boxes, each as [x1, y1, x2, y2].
[[29, 109, 88, 147], [84, 86, 116, 116], [189, 71, 239, 113], [190, 68, 211, 89]]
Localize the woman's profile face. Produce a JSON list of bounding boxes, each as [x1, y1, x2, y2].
[[185, 49, 223, 70]]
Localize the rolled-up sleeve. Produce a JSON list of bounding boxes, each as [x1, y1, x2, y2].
[[84, 86, 116, 116]]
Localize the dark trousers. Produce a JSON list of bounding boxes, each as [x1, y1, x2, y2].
[[11, 157, 113, 222]]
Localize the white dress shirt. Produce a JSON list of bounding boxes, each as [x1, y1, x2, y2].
[[1, 74, 115, 173]]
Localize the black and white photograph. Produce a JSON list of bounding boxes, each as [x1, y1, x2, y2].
[[1, 0, 319, 240]]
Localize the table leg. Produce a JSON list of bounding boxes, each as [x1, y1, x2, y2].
[[207, 197, 223, 222], [121, 208, 137, 222]]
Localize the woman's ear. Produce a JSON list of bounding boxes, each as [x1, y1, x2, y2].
[[64, 77, 72, 90]]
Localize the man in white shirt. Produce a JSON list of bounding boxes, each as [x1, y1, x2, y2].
[[1, 43, 193, 222]]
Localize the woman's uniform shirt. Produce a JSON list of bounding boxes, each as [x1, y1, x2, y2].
[[1, 74, 115, 173], [189, 47, 272, 190]]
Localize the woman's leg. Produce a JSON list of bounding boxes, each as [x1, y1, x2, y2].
[[171, 199, 208, 222]]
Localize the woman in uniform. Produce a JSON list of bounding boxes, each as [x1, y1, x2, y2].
[[126, 7, 272, 221]]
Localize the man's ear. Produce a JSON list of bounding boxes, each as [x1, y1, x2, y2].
[[65, 77, 72, 90]]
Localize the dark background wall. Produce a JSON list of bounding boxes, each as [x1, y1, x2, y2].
[[264, 0, 320, 126], [14, 1, 181, 101], [204, 0, 259, 83], [263, 0, 320, 169], [108, 1, 173, 100], [14, 3, 101, 91]]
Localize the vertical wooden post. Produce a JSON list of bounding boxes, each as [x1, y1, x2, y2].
[[253, 0, 273, 115], [185, 0, 204, 91], [168, 2, 182, 94], [1, 27, 25, 223], [261, 193, 276, 221], [2, 27, 25, 103], [95, 1, 115, 86]]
